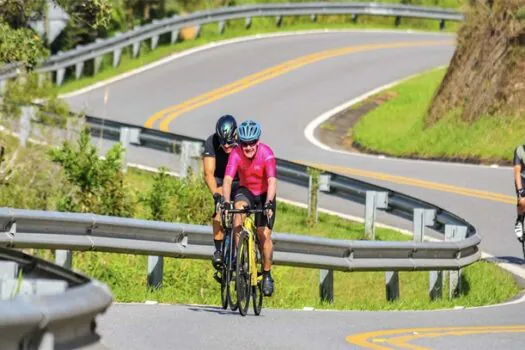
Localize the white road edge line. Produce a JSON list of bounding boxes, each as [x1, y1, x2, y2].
[[303, 68, 513, 170]]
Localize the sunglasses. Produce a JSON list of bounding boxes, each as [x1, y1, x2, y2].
[[220, 140, 236, 147], [240, 140, 258, 148]]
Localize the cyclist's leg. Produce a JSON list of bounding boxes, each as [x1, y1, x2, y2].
[[233, 187, 254, 247], [212, 178, 225, 265], [255, 195, 276, 296]]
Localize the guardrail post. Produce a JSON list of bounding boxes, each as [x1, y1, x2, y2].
[[55, 250, 72, 269], [445, 225, 468, 298], [307, 169, 320, 224], [413, 209, 441, 300], [151, 35, 159, 50], [94, 56, 103, 75], [439, 19, 446, 31], [385, 271, 399, 301], [37, 73, 49, 88], [147, 255, 163, 289], [395, 16, 401, 27], [352, 14, 359, 23], [75, 62, 84, 80], [310, 14, 317, 22], [55, 68, 66, 86], [276, 15, 283, 27], [171, 29, 179, 44], [195, 25, 202, 39], [413, 208, 436, 242], [364, 191, 388, 240], [245, 17, 252, 29], [113, 48, 122, 68], [218, 20, 226, 34], [132, 41, 141, 58], [120, 127, 130, 172], [19, 106, 34, 147], [180, 141, 203, 178], [319, 269, 333, 303], [0, 79, 6, 95]]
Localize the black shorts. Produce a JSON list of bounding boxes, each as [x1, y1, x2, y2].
[[234, 187, 276, 229]]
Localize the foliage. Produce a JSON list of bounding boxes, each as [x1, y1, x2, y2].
[[48, 128, 135, 217]]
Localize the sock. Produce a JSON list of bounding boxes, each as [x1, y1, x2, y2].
[[518, 215, 524, 224], [263, 269, 271, 277], [214, 240, 222, 251]]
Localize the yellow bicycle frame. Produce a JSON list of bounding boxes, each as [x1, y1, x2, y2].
[[243, 216, 262, 287]]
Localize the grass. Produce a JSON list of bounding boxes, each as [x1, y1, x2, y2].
[[29, 166, 517, 311], [56, 16, 459, 94], [352, 68, 525, 164]]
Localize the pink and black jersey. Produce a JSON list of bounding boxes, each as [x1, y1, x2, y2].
[[225, 143, 276, 196]]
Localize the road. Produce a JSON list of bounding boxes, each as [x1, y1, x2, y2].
[[64, 30, 525, 349]]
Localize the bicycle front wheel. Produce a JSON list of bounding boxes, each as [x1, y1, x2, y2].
[[253, 277, 263, 316], [236, 230, 251, 316]]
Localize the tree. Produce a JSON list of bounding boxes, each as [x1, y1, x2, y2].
[[427, 0, 525, 124], [0, 0, 112, 66]]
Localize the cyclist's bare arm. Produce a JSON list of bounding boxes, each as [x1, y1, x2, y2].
[[204, 157, 221, 195], [223, 175, 234, 203], [266, 177, 277, 203], [515, 165, 523, 193]]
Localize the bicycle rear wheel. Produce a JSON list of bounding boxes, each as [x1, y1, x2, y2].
[[236, 231, 251, 316]]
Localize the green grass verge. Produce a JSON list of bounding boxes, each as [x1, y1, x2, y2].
[[28, 166, 519, 311], [56, 16, 458, 95], [352, 68, 525, 163]]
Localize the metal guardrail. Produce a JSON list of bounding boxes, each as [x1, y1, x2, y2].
[[2, 106, 482, 301], [0, 208, 479, 272], [0, 247, 112, 350], [0, 2, 463, 86]]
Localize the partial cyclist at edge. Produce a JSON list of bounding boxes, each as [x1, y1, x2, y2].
[[202, 114, 240, 267], [222, 120, 277, 297], [513, 143, 525, 242]]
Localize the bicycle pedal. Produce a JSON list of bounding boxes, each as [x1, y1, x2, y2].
[[213, 272, 222, 284]]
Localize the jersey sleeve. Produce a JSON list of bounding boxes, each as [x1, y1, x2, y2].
[[225, 150, 240, 178], [264, 147, 277, 178], [202, 135, 215, 157]]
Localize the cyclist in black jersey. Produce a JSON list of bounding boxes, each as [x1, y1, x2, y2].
[[203, 115, 240, 266], [513, 144, 525, 241]]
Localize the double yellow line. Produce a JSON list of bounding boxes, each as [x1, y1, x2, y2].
[[144, 40, 453, 131], [347, 325, 525, 350], [301, 162, 515, 204]]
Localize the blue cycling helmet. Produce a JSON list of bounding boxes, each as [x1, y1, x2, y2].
[[238, 120, 261, 142]]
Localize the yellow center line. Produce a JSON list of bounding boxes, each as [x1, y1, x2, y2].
[[346, 326, 525, 350], [144, 40, 453, 131], [300, 161, 515, 204], [387, 329, 525, 349]]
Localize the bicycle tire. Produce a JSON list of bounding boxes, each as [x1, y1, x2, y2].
[[253, 280, 263, 316], [236, 231, 251, 316], [522, 237, 525, 260], [226, 233, 238, 311], [220, 265, 228, 310]]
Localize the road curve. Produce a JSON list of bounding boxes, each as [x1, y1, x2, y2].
[[65, 30, 525, 349]]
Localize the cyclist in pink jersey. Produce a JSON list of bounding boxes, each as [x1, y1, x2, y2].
[[222, 120, 277, 297]]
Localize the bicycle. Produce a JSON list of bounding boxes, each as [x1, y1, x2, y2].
[[226, 207, 269, 317], [212, 204, 238, 311]]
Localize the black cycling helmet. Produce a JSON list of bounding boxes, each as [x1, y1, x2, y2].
[[215, 114, 237, 145]]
